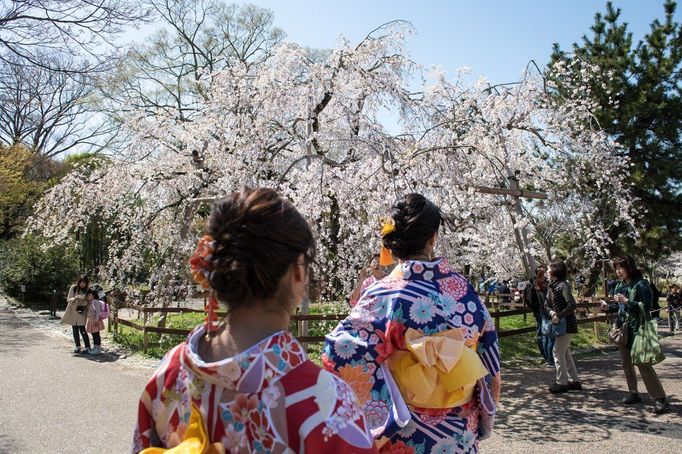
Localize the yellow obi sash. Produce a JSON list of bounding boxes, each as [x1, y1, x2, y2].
[[388, 327, 489, 409], [141, 403, 225, 454]]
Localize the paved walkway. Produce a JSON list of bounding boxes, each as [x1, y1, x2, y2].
[[1, 298, 680, 453], [0, 301, 154, 454]]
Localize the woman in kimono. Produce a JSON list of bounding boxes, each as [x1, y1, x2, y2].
[[133, 188, 377, 453], [324, 194, 501, 454]]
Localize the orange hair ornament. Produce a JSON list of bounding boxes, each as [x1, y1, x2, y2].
[[379, 217, 395, 266], [189, 235, 221, 337]]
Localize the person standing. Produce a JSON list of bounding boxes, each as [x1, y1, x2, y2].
[[523, 266, 555, 367], [85, 289, 105, 355], [602, 256, 669, 414], [133, 188, 376, 453], [544, 260, 581, 393], [325, 194, 500, 454], [61, 275, 91, 354]]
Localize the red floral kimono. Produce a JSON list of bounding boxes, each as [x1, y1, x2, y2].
[[133, 328, 378, 453]]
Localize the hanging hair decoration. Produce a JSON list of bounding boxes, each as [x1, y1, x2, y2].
[[379, 217, 396, 266], [189, 235, 221, 337]]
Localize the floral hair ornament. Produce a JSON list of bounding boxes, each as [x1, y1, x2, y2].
[[189, 235, 221, 337], [379, 217, 395, 266]]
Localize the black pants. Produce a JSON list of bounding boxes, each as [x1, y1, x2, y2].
[[72, 325, 91, 349], [92, 331, 101, 347]]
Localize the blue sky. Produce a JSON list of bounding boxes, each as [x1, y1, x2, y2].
[[128, 1, 678, 84], [211, 1, 676, 84]]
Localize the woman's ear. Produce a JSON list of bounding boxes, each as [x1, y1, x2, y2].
[[427, 232, 439, 258]]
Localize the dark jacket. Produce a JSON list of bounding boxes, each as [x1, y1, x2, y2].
[[606, 278, 653, 348], [523, 283, 546, 315], [544, 280, 578, 334]]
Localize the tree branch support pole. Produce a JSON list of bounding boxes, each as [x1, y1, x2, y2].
[[507, 174, 538, 278]]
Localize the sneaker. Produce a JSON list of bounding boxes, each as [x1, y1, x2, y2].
[[567, 381, 583, 391], [88, 347, 101, 355], [654, 398, 670, 414], [549, 383, 569, 394], [622, 392, 642, 404], [545, 362, 556, 368], [73, 347, 82, 354]]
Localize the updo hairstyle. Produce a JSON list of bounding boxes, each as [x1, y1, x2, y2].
[[207, 188, 315, 310], [382, 193, 443, 259]]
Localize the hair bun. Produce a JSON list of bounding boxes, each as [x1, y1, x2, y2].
[[382, 193, 442, 259]]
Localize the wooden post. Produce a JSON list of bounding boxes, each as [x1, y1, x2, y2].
[[300, 294, 310, 352], [143, 309, 149, 354], [591, 297, 599, 338], [113, 297, 119, 339]]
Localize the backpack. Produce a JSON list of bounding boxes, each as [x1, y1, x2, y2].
[[98, 300, 110, 320]]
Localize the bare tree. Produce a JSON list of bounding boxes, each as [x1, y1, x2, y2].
[[0, 0, 149, 73], [98, 0, 285, 123], [0, 53, 114, 159]]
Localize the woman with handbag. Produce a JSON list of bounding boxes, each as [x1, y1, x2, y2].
[[523, 265, 555, 367], [602, 256, 669, 414], [61, 275, 92, 354], [544, 260, 581, 394]]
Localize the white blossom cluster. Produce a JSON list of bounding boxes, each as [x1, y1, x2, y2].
[[27, 23, 638, 298]]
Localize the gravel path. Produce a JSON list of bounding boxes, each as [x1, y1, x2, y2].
[[1, 297, 680, 453]]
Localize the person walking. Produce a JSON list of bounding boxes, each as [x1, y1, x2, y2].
[[133, 188, 377, 453], [84, 289, 105, 355], [603, 256, 669, 414], [523, 265, 555, 367], [544, 260, 581, 393], [325, 193, 500, 454], [667, 284, 681, 333], [61, 275, 92, 354]]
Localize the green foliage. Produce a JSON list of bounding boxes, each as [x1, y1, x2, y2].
[[0, 234, 80, 303], [0, 145, 46, 239], [549, 1, 682, 262]]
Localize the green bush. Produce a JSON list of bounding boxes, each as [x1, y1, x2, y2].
[[0, 234, 80, 304]]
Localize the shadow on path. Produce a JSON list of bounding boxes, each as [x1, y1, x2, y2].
[[495, 337, 682, 446], [0, 308, 33, 354]]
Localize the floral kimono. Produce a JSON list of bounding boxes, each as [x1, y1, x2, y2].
[[324, 259, 501, 454], [133, 328, 378, 453]]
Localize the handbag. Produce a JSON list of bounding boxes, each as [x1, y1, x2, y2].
[[541, 317, 566, 338], [608, 285, 635, 346], [608, 322, 628, 346], [631, 302, 665, 366]]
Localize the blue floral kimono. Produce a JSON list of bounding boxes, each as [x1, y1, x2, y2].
[[323, 259, 501, 454]]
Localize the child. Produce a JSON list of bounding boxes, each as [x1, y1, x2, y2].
[[85, 289, 106, 355]]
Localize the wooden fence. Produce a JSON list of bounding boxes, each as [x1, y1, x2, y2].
[[109, 294, 609, 354]]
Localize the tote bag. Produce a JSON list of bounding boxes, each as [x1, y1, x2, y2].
[[631, 302, 665, 366]]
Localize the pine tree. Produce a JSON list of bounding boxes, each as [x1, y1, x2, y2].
[[550, 1, 682, 265]]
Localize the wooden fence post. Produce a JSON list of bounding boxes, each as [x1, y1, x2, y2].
[[112, 298, 118, 340], [591, 296, 599, 338], [143, 309, 149, 354]]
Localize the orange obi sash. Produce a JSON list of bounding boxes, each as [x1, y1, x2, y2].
[[388, 327, 489, 409]]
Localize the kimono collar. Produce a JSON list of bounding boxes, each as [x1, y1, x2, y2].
[[181, 327, 308, 393], [390, 257, 452, 281]]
